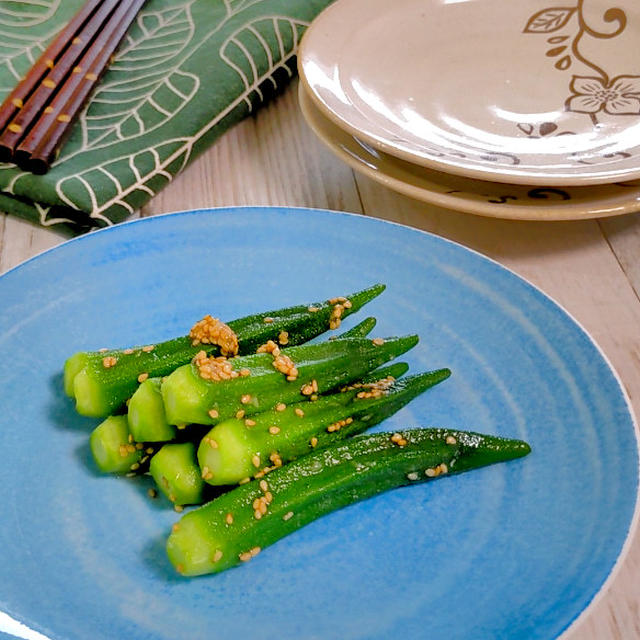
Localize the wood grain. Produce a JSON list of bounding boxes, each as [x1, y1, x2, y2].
[[141, 88, 363, 217], [1, 79, 640, 640], [0, 211, 64, 272]]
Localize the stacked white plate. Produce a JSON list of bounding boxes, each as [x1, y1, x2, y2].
[[298, 0, 640, 220]]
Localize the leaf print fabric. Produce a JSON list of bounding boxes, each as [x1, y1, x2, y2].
[[0, 0, 332, 233]]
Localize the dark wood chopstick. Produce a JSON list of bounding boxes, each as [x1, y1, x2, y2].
[[0, 0, 146, 173], [0, 0, 103, 153], [0, 0, 123, 163], [16, 0, 146, 174]]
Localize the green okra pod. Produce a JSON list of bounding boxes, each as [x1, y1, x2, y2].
[[89, 415, 157, 475], [167, 428, 531, 576], [127, 316, 380, 443], [161, 335, 419, 426], [147, 362, 409, 504], [66, 284, 385, 417], [197, 367, 451, 485], [150, 443, 205, 506]]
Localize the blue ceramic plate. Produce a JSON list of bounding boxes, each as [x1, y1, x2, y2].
[[0, 207, 637, 640]]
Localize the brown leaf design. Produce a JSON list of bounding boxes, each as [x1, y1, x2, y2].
[[524, 7, 577, 33], [528, 188, 571, 200], [555, 55, 572, 70], [517, 123, 534, 135], [487, 195, 518, 204], [546, 45, 566, 56], [539, 122, 558, 136]]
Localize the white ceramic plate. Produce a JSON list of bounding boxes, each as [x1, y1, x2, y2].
[[299, 0, 640, 186], [298, 84, 640, 220]]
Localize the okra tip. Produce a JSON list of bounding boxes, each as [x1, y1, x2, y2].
[[431, 367, 451, 382], [348, 283, 386, 309], [452, 430, 532, 468]]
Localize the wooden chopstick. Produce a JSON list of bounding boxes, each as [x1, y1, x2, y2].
[[16, 0, 146, 174], [0, 0, 103, 155], [0, 0, 123, 163], [0, 0, 146, 174]]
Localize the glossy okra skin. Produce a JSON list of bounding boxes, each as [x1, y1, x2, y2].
[[147, 362, 409, 504], [150, 443, 204, 506], [166, 428, 531, 576], [66, 284, 385, 417], [128, 377, 175, 442], [197, 367, 451, 485], [126, 317, 379, 442], [89, 415, 147, 474], [162, 335, 419, 426], [335, 316, 376, 339]]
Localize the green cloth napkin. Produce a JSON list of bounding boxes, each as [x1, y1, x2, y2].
[[0, 0, 331, 233]]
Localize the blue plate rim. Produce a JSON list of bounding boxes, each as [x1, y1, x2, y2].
[[2, 204, 639, 638]]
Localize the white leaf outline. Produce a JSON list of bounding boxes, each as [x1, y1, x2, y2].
[[223, 0, 258, 17], [52, 0, 267, 165], [34, 201, 75, 227], [74, 2, 199, 152], [56, 137, 194, 225], [0, 0, 61, 91], [0, 0, 60, 28], [55, 13, 309, 224], [221, 16, 304, 108]]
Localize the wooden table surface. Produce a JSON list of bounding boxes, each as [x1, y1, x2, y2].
[[1, 80, 639, 639]]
